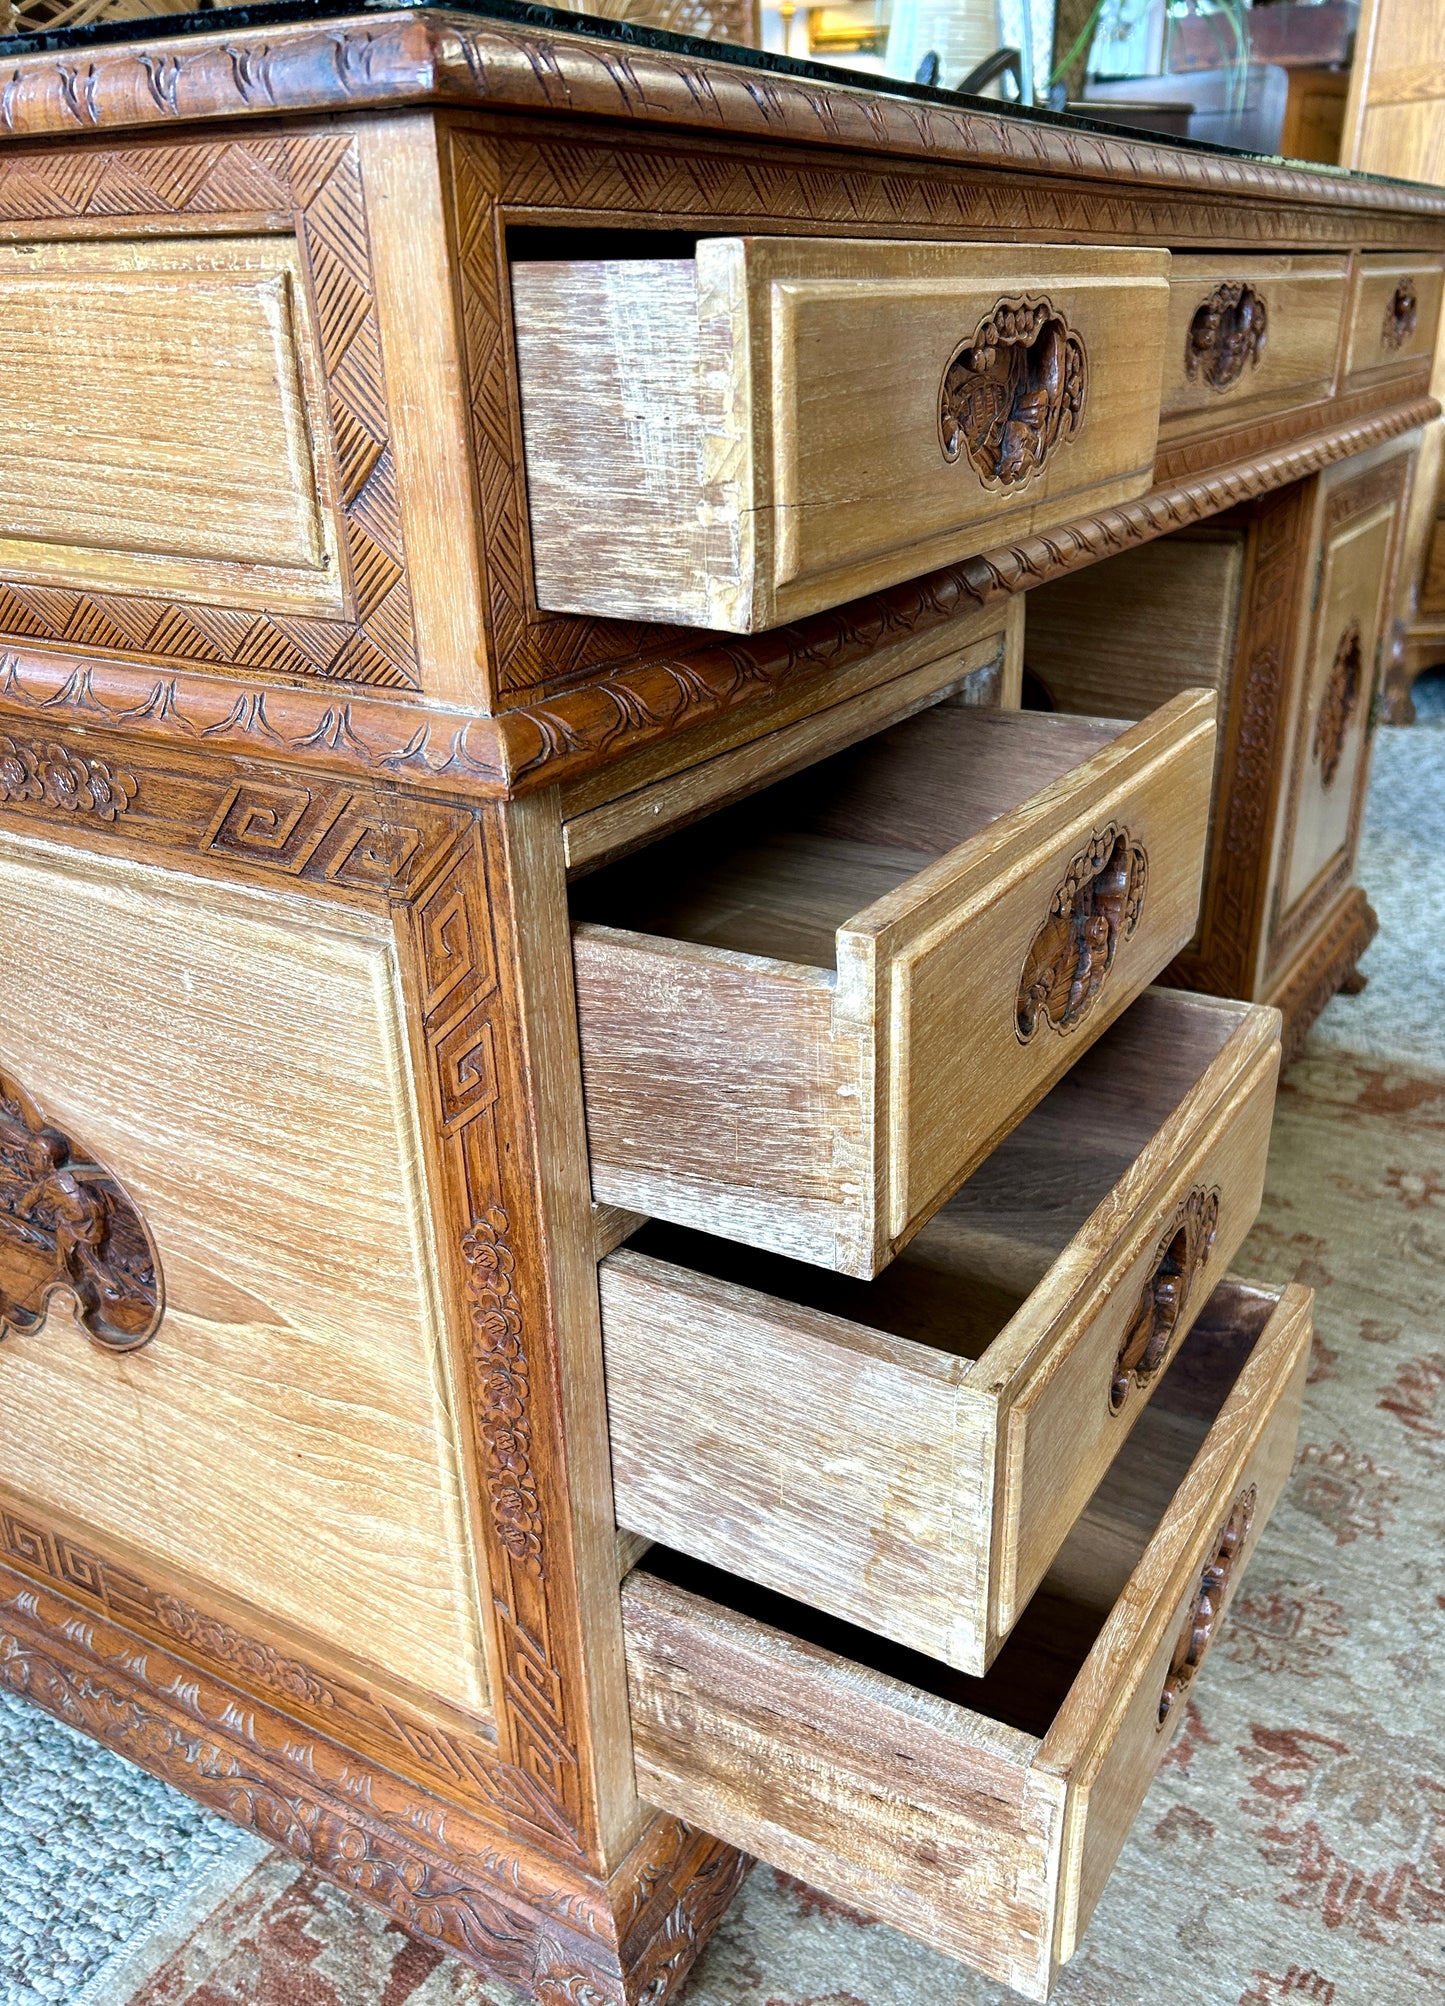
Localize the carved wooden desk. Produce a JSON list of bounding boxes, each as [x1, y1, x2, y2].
[[0, 8, 1438, 2002]]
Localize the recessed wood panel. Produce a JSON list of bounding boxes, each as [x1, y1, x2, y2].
[[0, 235, 345, 616], [0, 827, 487, 1715]]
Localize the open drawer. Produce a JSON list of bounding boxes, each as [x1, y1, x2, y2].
[[513, 237, 1170, 632], [603, 989, 1280, 1674], [623, 1276, 1312, 2002], [573, 691, 1215, 1278]]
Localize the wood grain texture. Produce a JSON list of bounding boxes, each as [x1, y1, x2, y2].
[[602, 990, 1279, 1674], [0, 822, 487, 1715], [1024, 530, 1245, 726], [1160, 255, 1347, 441], [514, 241, 1171, 632], [623, 1278, 1312, 2000], [575, 695, 1214, 1275]]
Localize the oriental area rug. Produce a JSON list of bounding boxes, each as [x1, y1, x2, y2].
[[3, 695, 1444, 2006]]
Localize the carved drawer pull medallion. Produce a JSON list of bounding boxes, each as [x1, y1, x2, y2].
[[0, 1065, 162, 1352], [1159, 1484, 1257, 1727], [1184, 281, 1268, 393], [1016, 825, 1147, 1042], [1110, 1186, 1221, 1414], [1313, 618, 1364, 788], [1382, 279, 1419, 352], [939, 295, 1087, 488]]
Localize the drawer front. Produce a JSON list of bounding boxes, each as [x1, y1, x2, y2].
[[1343, 255, 1444, 387], [997, 1020, 1280, 1636], [1158, 255, 1346, 441], [516, 239, 1170, 633], [623, 1280, 1311, 2001], [603, 993, 1280, 1675], [873, 692, 1215, 1243]]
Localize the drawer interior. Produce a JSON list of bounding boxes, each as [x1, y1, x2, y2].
[[617, 988, 1244, 1364], [631, 1277, 1278, 1739], [571, 704, 1126, 968]]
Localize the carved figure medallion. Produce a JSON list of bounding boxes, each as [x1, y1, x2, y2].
[[1313, 617, 1364, 787], [1159, 1485, 1256, 1725], [0, 1067, 161, 1351], [1016, 825, 1147, 1041], [1382, 278, 1419, 351], [1185, 280, 1268, 392], [939, 296, 1087, 488], [1111, 1186, 1221, 1413]]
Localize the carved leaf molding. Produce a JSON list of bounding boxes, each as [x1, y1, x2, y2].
[[1016, 825, 1147, 1042], [1110, 1186, 1221, 1413], [0, 1065, 162, 1351], [940, 296, 1087, 489], [1185, 280, 1268, 393]]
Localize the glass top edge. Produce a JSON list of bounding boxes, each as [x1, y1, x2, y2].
[[0, 0, 1434, 193]]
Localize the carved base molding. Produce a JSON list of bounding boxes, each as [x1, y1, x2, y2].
[[1268, 887, 1379, 1068], [0, 1556, 748, 2005]]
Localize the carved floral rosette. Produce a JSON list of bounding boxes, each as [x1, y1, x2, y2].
[[1159, 1483, 1256, 1726], [1184, 279, 1268, 393], [0, 1065, 161, 1350], [939, 294, 1087, 489], [1382, 278, 1419, 352], [1313, 617, 1364, 787], [0, 733, 135, 822], [1016, 825, 1147, 1042], [1110, 1185, 1221, 1413]]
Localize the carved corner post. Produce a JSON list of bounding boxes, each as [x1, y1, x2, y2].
[[1162, 477, 1316, 1003], [384, 786, 749, 1999]]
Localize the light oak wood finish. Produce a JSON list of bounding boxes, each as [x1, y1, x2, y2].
[[0, 235, 343, 617], [623, 1276, 1312, 2003], [1343, 253, 1445, 388], [1159, 255, 1347, 444], [604, 989, 1279, 1674], [0, 822, 488, 1714], [514, 240, 1171, 633], [574, 692, 1214, 1277]]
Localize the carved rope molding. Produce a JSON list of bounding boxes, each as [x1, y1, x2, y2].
[[0, 6, 1439, 231], [0, 1065, 163, 1352], [0, 397, 1431, 805]]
